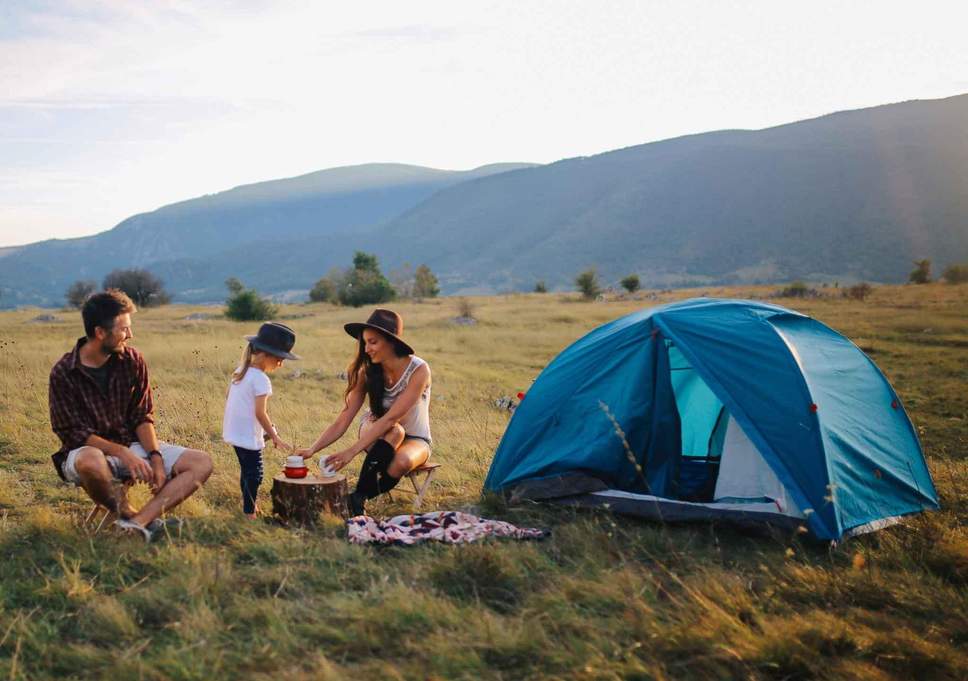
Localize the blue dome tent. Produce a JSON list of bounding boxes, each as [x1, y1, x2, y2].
[[484, 299, 938, 540]]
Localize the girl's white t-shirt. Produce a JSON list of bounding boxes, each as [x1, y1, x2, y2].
[[222, 367, 272, 450]]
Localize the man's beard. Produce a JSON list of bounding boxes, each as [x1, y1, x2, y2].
[[101, 338, 125, 356]]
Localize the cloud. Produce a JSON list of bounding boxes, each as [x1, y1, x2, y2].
[[353, 24, 469, 42]]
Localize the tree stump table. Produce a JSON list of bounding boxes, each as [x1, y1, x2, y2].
[[271, 473, 348, 525]]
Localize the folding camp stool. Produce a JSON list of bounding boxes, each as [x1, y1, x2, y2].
[[83, 480, 131, 534], [387, 462, 442, 510], [85, 503, 116, 534]]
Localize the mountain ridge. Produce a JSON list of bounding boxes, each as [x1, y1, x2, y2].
[[2, 94, 967, 306]]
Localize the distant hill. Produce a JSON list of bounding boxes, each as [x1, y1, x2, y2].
[[2, 94, 967, 307], [375, 94, 968, 292], [0, 163, 534, 306]]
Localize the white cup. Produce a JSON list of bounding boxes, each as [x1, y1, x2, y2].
[[285, 455, 304, 468], [321, 461, 336, 477]]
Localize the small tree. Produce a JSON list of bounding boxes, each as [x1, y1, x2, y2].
[[413, 264, 440, 299], [309, 268, 343, 303], [225, 277, 244, 295], [65, 280, 97, 308], [225, 279, 277, 321], [909, 259, 932, 284], [575, 268, 601, 300], [103, 268, 170, 307], [534, 280, 548, 293], [338, 251, 395, 307], [620, 274, 640, 294], [942, 263, 968, 284], [309, 277, 337, 303]]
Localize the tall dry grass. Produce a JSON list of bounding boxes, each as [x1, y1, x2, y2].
[[0, 284, 965, 679]]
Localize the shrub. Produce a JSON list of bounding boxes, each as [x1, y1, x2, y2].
[[533, 280, 547, 293], [457, 298, 475, 319], [776, 281, 813, 298], [309, 271, 341, 303], [942, 263, 968, 284], [225, 280, 277, 321], [102, 269, 170, 307], [413, 264, 440, 299], [620, 274, 640, 293], [843, 282, 873, 301], [909, 259, 932, 284], [338, 251, 395, 307], [65, 280, 97, 309], [575, 268, 601, 300]]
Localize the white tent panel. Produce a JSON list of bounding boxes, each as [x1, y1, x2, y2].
[[713, 416, 803, 518]]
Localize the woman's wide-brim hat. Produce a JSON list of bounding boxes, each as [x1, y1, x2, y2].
[[344, 308, 414, 355], [244, 322, 300, 360]]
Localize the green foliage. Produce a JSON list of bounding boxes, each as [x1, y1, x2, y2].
[[64, 280, 96, 309], [575, 268, 601, 300], [308, 273, 339, 303], [338, 251, 395, 307], [942, 263, 968, 284], [225, 277, 244, 295], [352, 251, 380, 272], [225, 280, 277, 321], [620, 274, 640, 293], [102, 268, 170, 307], [909, 259, 932, 284], [843, 282, 874, 301], [413, 264, 440, 299], [534, 280, 547, 293]]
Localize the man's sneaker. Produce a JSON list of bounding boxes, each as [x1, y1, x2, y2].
[[115, 518, 151, 542], [146, 517, 183, 536]]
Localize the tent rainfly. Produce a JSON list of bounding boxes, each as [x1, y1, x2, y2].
[[484, 298, 938, 540]]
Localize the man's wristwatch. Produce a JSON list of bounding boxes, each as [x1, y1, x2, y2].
[[148, 449, 163, 460]]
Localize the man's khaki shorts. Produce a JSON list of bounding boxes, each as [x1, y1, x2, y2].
[[62, 441, 187, 485]]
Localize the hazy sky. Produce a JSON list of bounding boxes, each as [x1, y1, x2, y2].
[[2, 1, 966, 247]]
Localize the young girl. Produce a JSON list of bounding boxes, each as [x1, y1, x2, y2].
[[222, 322, 299, 518]]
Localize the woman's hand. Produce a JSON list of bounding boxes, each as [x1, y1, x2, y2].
[[324, 449, 356, 472]]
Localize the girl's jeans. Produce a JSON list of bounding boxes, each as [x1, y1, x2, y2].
[[233, 446, 264, 514]]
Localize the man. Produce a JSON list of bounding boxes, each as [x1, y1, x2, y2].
[[48, 289, 213, 541]]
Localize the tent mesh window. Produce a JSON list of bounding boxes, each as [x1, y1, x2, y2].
[[667, 340, 725, 502]]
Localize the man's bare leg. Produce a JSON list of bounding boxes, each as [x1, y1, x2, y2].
[[130, 450, 213, 527], [73, 447, 135, 519]]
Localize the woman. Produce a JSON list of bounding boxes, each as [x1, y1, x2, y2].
[[296, 309, 431, 516]]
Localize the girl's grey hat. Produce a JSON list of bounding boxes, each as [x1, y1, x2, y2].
[[344, 308, 414, 355], [244, 322, 300, 360]]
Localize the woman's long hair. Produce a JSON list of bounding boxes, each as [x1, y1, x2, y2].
[[232, 343, 254, 383], [345, 331, 411, 417]]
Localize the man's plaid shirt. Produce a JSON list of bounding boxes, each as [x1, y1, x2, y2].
[[48, 337, 154, 479]]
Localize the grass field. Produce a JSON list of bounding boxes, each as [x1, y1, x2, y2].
[[0, 285, 966, 680]]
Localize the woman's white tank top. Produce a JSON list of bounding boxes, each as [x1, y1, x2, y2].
[[367, 356, 432, 443]]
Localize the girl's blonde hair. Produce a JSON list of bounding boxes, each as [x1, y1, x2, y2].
[[232, 344, 254, 383]]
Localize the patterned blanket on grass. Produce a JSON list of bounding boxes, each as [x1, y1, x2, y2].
[[347, 511, 549, 545]]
